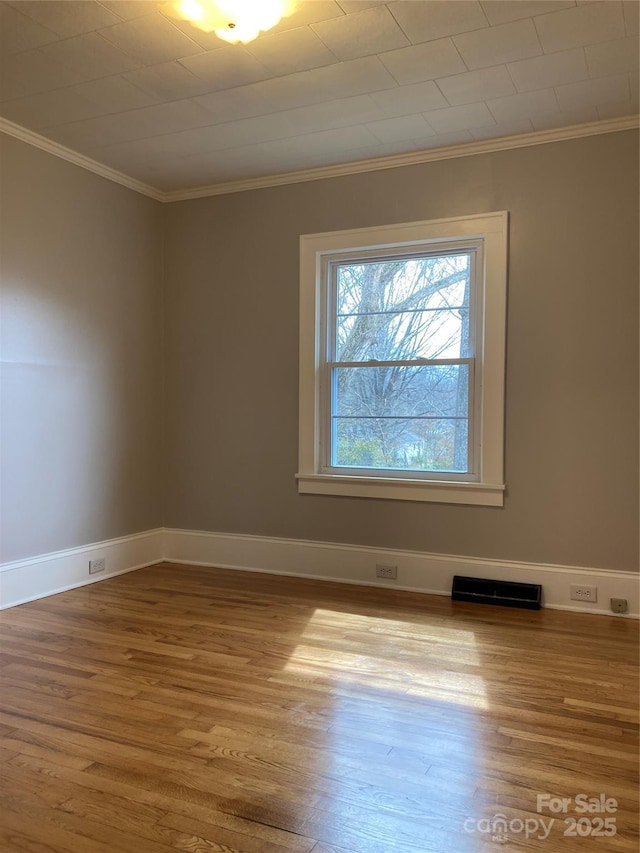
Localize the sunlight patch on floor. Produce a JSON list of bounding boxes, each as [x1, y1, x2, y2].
[[282, 608, 489, 710]]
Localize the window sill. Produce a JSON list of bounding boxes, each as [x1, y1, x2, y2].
[[296, 474, 505, 507]]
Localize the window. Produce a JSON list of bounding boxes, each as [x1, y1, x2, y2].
[[297, 213, 508, 506]]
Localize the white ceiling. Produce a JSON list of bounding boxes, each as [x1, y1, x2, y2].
[[1, 0, 638, 194]]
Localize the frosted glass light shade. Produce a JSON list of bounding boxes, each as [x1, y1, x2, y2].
[[171, 0, 296, 44]]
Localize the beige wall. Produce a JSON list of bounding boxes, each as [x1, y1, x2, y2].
[[1, 130, 637, 573], [0, 136, 163, 562], [164, 131, 639, 572]]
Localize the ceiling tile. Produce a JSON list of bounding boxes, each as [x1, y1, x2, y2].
[[180, 45, 271, 90], [453, 19, 542, 70], [508, 47, 588, 92], [170, 137, 363, 187], [367, 113, 435, 143], [194, 84, 273, 123], [151, 162, 238, 192], [585, 36, 639, 77], [9, 0, 121, 37], [555, 73, 630, 110], [1, 75, 156, 136], [380, 38, 466, 85], [470, 117, 534, 139], [0, 3, 58, 56], [99, 11, 203, 64], [283, 95, 386, 134], [311, 5, 409, 61], [160, 127, 479, 188], [436, 65, 516, 106], [252, 56, 397, 112], [480, 1, 575, 26], [124, 60, 211, 100], [257, 124, 379, 156], [246, 26, 338, 76], [96, 110, 300, 164], [269, 1, 345, 33], [89, 126, 219, 165], [339, 132, 471, 160], [353, 135, 445, 160], [390, 1, 489, 44], [325, 139, 401, 161], [37, 31, 141, 81], [487, 87, 560, 122], [338, 0, 388, 11], [90, 142, 186, 174], [128, 96, 215, 134], [531, 106, 598, 130], [0, 86, 99, 128], [72, 74, 160, 111], [369, 80, 449, 116], [99, 1, 156, 20], [164, 17, 226, 52], [46, 97, 214, 148], [193, 113, 300, 153], [283, 143, 379, 169], [94, 121, 377, 184], [597, 96, 638, 120], [424, 101, 496, 133], [420, 130, 474, 148], [165, 124, 379, 175], [623, 0, 639, 35], [0, 48, 84, 101], [533, 2, 625, 53], [42, 113, 128, 149], [158, 152, 259, 186]]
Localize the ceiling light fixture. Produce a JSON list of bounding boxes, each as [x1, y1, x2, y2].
[[169, 0, 297, 44]]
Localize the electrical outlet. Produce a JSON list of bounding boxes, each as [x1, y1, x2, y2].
[[570, 584, 597, 603], [89, 558, 106, 575], [610, 598, 628, 614], [376, 564, 397, 579]]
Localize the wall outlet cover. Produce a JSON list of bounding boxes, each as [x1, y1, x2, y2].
[[89, 558, 106, 575], [375, 564, 397, 579], [570, 584, 597, 602]]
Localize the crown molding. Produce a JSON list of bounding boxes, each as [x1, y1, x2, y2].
[[162, 115, 639, 202], [2, 114, 637, 204], [0, 117, 163, 202]]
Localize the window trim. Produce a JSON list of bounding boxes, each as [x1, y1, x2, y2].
[[297, 212, 508, 507]]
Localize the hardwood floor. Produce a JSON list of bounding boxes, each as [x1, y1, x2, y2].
[[0, 563, 637, 852]]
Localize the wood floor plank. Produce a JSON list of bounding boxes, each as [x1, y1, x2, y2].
[[157, 811, 316, 853], [0, 563, 637, 852]]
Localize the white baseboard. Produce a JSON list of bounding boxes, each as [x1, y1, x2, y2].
[[0, 528, 164, 610], [164, 528, 639, 618], [2, 527, 637, 618]]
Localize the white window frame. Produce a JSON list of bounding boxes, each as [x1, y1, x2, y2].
[[297, 212, 508, 507]]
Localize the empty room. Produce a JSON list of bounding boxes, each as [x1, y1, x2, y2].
[[0, 1, 638, 851]]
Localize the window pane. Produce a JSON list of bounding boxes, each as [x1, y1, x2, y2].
[[335, 253, 471, 361], [334, 364, 469, 418], [337, 308, 468, 361], [333, 417, 469, 473], [332, 364, 470, 472]]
